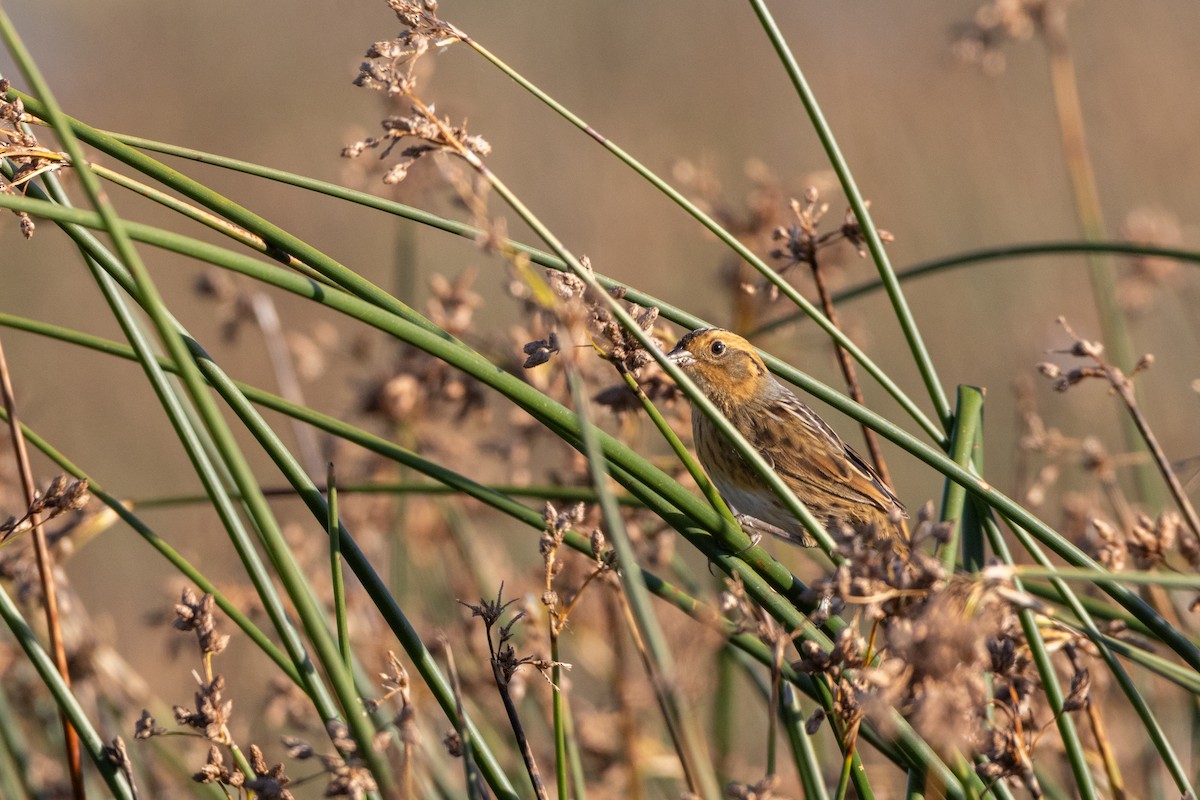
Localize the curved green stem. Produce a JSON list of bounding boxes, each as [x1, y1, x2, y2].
[[754, 240, 1200, 338]]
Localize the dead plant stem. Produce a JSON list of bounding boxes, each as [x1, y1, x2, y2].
[[0, 337, 84, 799], [809, 260, 893, 489]]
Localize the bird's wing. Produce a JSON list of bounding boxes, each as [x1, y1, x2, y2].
[[764, 391, 907, 517]]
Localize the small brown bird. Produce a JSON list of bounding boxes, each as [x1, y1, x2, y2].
[[667, 328, 907, 549]]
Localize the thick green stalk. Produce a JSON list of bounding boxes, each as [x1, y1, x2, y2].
[[780, 683, 830, 800], [1007, 567, 1200, 589], [550, 631, 568, 800], [90, 163, 336, 288], [939, 387, 985, 572]]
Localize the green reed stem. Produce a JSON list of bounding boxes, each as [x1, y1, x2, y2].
[[327, 465, 352, 674], [939, 386, 985, 571], [550, 630, 569, 800], [0, 583, 133, 799], [746, 0, 951, 430], [781, 683, 830, 800]]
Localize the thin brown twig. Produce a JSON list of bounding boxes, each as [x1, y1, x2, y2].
[[1084, 690, 1125, 800], [0, 337, 84, 799], [1052, 318, 1200, 543], [809, 258, 894, 490], [471, 588, 550, 800], [1110, 376, 1200, 542]]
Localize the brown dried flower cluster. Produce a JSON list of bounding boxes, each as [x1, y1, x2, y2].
[[364, 269, 487, 427], [515, 255, 676, 415], [1029, 319, 1200, 591], [189, 743, 296, 800], [344, 2, 491, 185], [173, 587, 231, 663], [283, 721, 384, 800], [354, 0, 457, 98], [770, 505, 1091, 791], [1117, 206, 1187, 313], [539, 501, 614, 638], [0, 473, 89, 543], [673, 161, 890, 337], [144, 584, 406, 799], [462, 584, 549, 686], [342, 103, 491, 185], [368, 651, 419, 748], [1, 79, 68, 239], [771, 188, 894, 277], [950, 0, 1063, 76], [132, 589, 301, 798]]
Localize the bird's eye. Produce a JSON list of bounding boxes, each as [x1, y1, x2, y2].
[[710, 340, 726, 356]]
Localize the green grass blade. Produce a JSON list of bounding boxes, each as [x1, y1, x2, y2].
[[0, 584, 134, 799], [327, 464, 352, 674], [567, 369, 721, 798], [781, 683, 830, 800], [745, 0, 951, 428], [981, 513, 1098, 799]]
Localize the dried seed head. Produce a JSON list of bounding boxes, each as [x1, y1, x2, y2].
[[283, 736, 314, 760], [174, 674, 234, 745], [193, 745, 232, 785], [134, 710, 167, 739], [173, 588, 231, 658]]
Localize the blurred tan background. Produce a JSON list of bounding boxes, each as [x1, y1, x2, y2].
[[4, 5, 1198, 513], [2, 0, 1199, 788]]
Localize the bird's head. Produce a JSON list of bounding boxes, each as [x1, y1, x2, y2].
[[666, 328, 771, 408]]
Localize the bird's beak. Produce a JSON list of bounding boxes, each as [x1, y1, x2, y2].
[[666, 344, 695, 367]]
